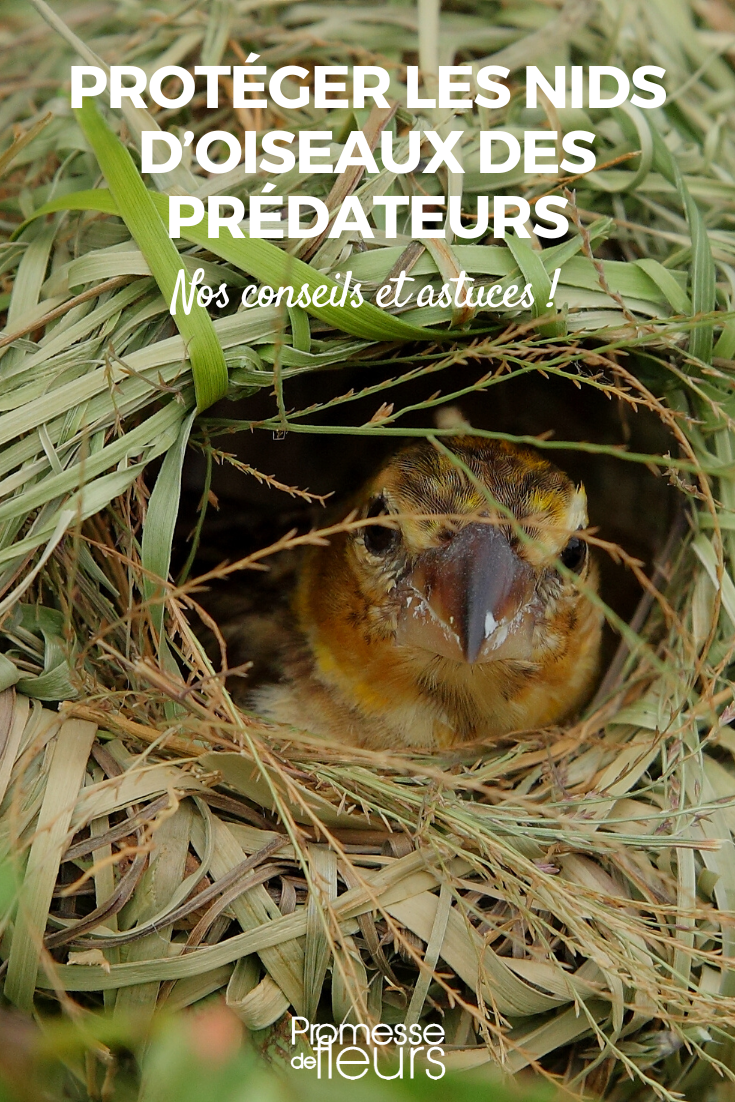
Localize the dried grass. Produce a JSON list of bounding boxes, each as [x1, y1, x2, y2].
[[1, 0, 735, 1098]]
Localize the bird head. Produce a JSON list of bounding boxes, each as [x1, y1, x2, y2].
[[292, 436, 600, 746], [337, 437, 592, 664]]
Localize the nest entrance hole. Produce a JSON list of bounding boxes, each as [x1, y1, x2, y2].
[[171, 359, 680, 700]]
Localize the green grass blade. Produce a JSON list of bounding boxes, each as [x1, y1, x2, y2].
[[505, 232, 564, 337], [651, 126, 715, 364], [73, 103, 228, 410], [141, 408, 196, 640], [635, 258, 692, 315]]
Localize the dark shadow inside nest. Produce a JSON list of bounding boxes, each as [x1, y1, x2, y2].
[[170, 356, 681, 715]]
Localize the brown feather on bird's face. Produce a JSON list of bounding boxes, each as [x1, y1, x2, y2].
[[256, 437, 603, 750]]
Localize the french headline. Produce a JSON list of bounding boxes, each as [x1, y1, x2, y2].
[[71, 63, 667, 241]]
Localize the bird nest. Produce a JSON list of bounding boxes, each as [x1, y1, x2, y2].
[[2, 0, 735, 1099]]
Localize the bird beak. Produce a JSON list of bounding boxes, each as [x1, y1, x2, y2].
[[395, 522, 538, 664]]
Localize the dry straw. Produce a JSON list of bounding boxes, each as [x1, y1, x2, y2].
[[1, 0, 735, 1097]]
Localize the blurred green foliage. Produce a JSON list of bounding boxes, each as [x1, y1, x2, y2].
[[0, 1004, 560, 1102]]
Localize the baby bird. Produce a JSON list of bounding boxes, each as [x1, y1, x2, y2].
[[255, 437, 602, 750]]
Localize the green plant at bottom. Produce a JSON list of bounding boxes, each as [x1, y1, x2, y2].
[[0, 1003, 561, 1102]]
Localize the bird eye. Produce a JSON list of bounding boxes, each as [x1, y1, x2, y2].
[[363, 496, 400, 555], [560, 534, 587, 574]]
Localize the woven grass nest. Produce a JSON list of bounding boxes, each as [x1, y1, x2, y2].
[[2, 0, 735, 1098]]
